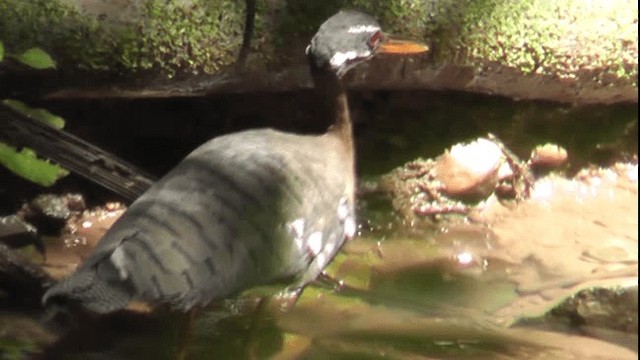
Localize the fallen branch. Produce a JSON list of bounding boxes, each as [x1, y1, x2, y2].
[[0, 104, 156, 201]]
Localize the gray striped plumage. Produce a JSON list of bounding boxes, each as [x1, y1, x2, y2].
[[41, 10, 399, 314], [43, 129, 355, 313]]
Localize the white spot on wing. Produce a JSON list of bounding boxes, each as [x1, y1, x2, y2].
[[344, 217, 356, 239], [294, 236, 305, 252], [337, 197, 349, 221], [110, 247, 129, 280], [289, 218, 305, 239], [324, 241, 335, 256], [315, 252, 327, 268], [307, 231, 323, 256], [289, 218, 306, 252]]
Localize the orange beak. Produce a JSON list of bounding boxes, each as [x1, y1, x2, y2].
[[378, 37, 429, 55]]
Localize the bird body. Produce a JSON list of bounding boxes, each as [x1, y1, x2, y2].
[[43, 10, 427, 314], [44, 129, 355, 312]]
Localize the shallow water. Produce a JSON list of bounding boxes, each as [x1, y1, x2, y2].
[[1, 91, 637, 359]]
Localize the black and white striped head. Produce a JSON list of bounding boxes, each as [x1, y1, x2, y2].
[[306, 10, 428, 78]]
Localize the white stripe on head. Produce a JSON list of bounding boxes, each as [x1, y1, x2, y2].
[[347, 25, 380, 34], [329, 50, 371, 67]]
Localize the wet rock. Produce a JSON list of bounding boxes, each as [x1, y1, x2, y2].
[[60, 193, 86, 213], [434, 138, 504, 200], [529, 144, 568, 173], [512, 284, 639, 351], [20, 193, 87, 236], [43, 202, 126, 280], [0, 243, 54, 308], [548, 285, 638, 334], [380, 135, 535, 224], [29, 194, 72, 220], [0, 215, 44, 255], [379, 158, 469, 224], [0, 197, 125, 309], [61, 202, 125, 257]]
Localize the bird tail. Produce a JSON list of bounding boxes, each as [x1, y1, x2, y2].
[[42, 269, 132, 315]]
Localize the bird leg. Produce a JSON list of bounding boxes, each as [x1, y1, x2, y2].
[[175, 307, 200, 360]]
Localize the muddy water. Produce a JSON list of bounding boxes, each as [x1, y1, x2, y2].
[[1, 91, 638, 359]]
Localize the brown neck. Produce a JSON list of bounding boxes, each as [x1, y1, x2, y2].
[[309, 64, 353, 150]]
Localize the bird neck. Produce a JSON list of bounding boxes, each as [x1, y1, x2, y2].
[[310, 65, 353, 150]]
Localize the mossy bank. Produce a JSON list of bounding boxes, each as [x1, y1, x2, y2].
[[0, 0, 636, 103]]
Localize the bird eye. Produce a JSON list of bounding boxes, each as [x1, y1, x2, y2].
[[368, 31, 383, 49]]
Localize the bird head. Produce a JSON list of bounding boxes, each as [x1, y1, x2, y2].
[[306, 10, 429, 78]]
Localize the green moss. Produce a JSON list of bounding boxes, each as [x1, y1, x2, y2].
[[439, 0, 638, 86], [123, 0, 245, 75], [0, 0, 105, 69], [275, 0, 448, 41], [0, 0, 246, 75], [0, 0, 636, 84], [273, 0, 343, 56], [350, 0, 444, 39], [275, 0, 637, 87]]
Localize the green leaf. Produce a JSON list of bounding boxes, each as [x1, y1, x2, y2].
[[0, 142, 69, 187], [0, 41, 4, 62], [2, 99, 65, 129], [15, 47, 56, 69]]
